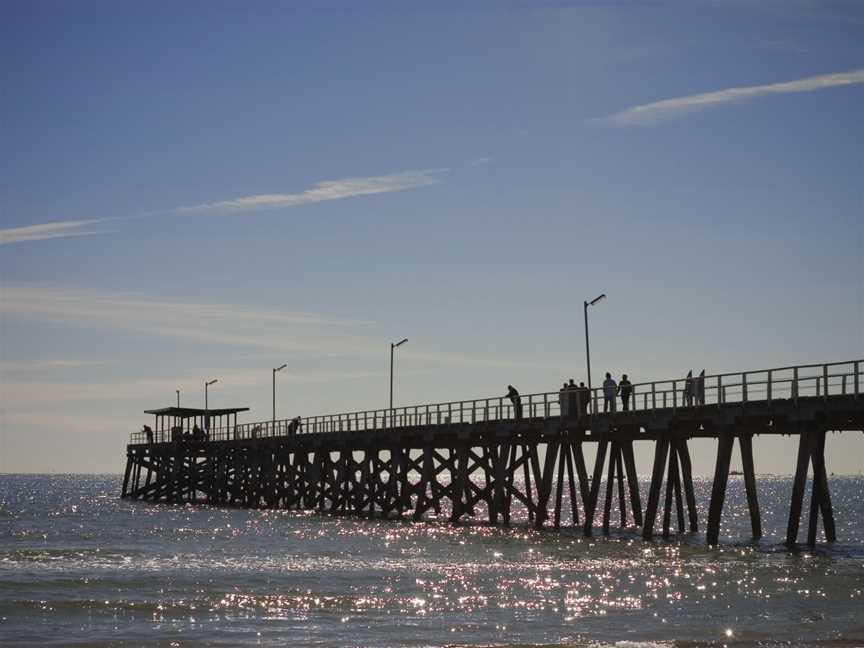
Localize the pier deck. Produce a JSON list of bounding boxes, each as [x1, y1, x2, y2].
[[122, 360, 863, 547]]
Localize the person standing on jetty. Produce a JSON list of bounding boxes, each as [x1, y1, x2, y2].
[[566, 379, 578, 416], [506, 385, 523, 420], [578, 381, 590, 415], [603, 373, 618, 413], [696, 369, 706, 405], [684, 370, 695, 406], [559, 382, 570, 418], [619, 374, 633, 411]]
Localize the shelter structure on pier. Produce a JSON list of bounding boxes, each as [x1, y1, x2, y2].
[[141, 406, 249, 444]]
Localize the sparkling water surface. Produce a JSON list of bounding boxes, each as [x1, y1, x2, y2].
[[1, 474, 863, 647]]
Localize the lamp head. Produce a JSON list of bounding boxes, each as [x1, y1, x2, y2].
[[589, 293, 607, 306], [206, 379, 218, 386], [395, 338, 408, 348], [275, 363, 287, 372]]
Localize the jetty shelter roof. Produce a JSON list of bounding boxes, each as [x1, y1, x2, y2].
[[144, 406, 250, 418]]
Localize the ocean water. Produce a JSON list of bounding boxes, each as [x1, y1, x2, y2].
[[1, 474, 863, 647]]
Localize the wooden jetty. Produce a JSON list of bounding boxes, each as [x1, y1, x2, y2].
[[122, 360, 863, 548]]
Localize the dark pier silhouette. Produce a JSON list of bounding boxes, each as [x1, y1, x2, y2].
[[122, 360, 863, 548]]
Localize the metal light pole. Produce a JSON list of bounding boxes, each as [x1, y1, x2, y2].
[[583, 293, 606, 411], [204, 378, 218, 429], [176, 390, 180, 408], [273, 363, 287, 425], [390, 338, 408, 410]]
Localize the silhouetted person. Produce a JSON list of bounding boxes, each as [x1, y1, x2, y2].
[[251, 424, 261, 439], [507, 385, 523, 420], [143, 424, 153, 444], [559, 382, 569, 418], [696, 369, 706, 405], [603, 372, 617, 413], [683, 370, 694, 406], [578, 382, 590, 415], [567, 379, 579, 416], [619, 374, 632, 411], [288, 416, 303, 435]]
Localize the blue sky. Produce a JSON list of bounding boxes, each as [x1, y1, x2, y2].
[[1, 2, 862, 474]]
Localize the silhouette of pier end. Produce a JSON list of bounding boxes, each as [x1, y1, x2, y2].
[[122, 360, 864, 548]]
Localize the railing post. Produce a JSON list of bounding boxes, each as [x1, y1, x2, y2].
[[672, 381, 677, 412], [842, 374, 847, 395], [742, 373, 748, 403], [651, 382, 656, 412], [816, 377, 821, 397], [717, 375, 722, 407], [528, 394, 534, 420], [793, 367, 799, 404], [855, 361, 860, 400], [543, 393, 548, 419], [767, 370, 772, 405], [823, 364, 829, 402]]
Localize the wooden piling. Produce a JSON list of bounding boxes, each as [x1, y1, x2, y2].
[[602, 441, 616, 535], [786, 427, 814, 548], [738, 434, 762, 539], [706, 433, 734, 546], [622, 441, 643, 527], [642, 438, 670, 540], [585, 440, 609, 536], [675, 439, 698, 532]]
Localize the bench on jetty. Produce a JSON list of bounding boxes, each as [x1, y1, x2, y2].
[[122, 359, 864, 548]]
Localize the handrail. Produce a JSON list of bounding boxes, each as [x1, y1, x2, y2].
[[129, 358, 864, 445]]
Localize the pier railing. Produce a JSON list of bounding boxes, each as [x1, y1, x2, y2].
[[130, 359, 862, 444]]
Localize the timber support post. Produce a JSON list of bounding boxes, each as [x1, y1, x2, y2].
[[706, 430, 734, 546]]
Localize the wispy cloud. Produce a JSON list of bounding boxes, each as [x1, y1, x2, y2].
[[0, 359, 108, 373], [0, 369, 397, 407], [603, 68, 864, 126], [0, 219, 108, 245], [177, 168, 448, 214], [1, 167, 448, 245], [0, 284, 570, 373], [0, 284, 374, 356]]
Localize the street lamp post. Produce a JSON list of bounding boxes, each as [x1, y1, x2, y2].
[[583, 293, 606, 413], [176, 390, 180, 408], [390, 338, 408, 425], [273, 363, 287, 427], [204, 378, 218, 430]]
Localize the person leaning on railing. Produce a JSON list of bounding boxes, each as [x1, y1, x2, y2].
[[288, 416, 303, 435], [506, 385, 523, 420]]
